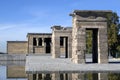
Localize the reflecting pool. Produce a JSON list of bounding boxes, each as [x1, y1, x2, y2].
[[0, 61, 120, 80]]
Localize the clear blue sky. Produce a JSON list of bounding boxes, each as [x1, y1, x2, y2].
[[0, 0, 120, 52]]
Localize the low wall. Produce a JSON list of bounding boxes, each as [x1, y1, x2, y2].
[[0, 54, 26, 61]]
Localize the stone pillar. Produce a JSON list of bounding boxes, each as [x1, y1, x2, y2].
[[36, 38, 39, 46], [63, 37, 66, 47], [98, 27, 108, 63], [42, 38, 44, 46], [63, 37, 66, 56], [68, 35, 72, 58], [98, 73, 108, 80], [68, 73, 72, 80], [50, 42, 52, 53], [72, 73, 85, 80], [28, 36, 33, 53], [44, 42, 46, 53], [70, 10, 110, 64], [28, 74, 33, 80], [72, 27, 86, 63], [42, 38, 46, 53], [52, 73, 60, 80], [52, 32, 60, 58]]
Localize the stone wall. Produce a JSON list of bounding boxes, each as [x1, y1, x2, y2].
[[27, 33, 52, 54], [7, 33, 66, 54], [51, 26, 72, 58], [71, 10, 111, 64], [7, 41, 28, 54], [34, 47, 45, 53]]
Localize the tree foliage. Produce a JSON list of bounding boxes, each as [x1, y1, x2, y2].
[[107, 12, 120, 57], [86, 30, 92, 54], [86, 12, 120, 57]]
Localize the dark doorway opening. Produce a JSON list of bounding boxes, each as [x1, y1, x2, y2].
[[38, 38, 42, 46], [60, 37, 68, 58], [33, 38, 37, 46], [65, 37, 68, 58], [44, 38, 51, 53], [86, 29, 98, 63]]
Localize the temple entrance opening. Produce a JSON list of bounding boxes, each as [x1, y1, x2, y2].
[[44, 38, 51, 53], [60, 37, 68, 58], [86, 29, 98, 63], [71, 10, 110, 64]]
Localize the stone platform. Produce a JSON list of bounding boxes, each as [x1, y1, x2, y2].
[[25, 55, 120, 74]]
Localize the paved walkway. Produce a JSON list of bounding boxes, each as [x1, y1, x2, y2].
[[25, 55, 120, 74]]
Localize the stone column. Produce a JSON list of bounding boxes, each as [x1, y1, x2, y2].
[[42, 38, 46, 53], [44, 42, 46, 53], [64, 37, 66, 55], [72, 73, 84, 80], [98, 28, 108, 63], [52, 32, 60, 58], [28, 74, 33, 80], [28, 36, 33, 53], [63, 37, 66, 47], [68, 35, 72, 58], [72, 27, 86, 63], [68, 73, 72, 80], [36, 38, 39, 46], [52, 73, 60, 80], [98, 73, 108, 80], [50, 42, 52, 53], [42, 38, 44, 46]]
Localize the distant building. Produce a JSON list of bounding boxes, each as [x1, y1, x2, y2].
[[7, 41, 28, 54], [7, 26, 72, 58]]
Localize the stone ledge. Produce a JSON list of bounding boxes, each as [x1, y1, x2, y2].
[[25, 55, 120, 74]]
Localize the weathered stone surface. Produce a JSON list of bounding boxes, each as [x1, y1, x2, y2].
[[71, 10, 110, 64], [25, 55, 120, 74], [7, 41, 28, 54], [27, 33, 52, 54], [51, 26, 72, 58], [7, 10, 111, 64]]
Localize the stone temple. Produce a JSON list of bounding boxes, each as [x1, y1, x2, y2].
[[7, 10, 112, 64]]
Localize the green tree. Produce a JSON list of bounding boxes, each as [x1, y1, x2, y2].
[[107, 12, 120, 57], [108, 73, 120, 80], [86, 12, 120, 57], [86, 30, 92, 54]]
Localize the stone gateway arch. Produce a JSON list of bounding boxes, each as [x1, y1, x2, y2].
[[71, 10, 111, 64], [7, 10, 111, 64], [51, 10, 111, 64]]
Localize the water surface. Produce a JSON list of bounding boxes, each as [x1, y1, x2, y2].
[[0, 61, 120, 80]]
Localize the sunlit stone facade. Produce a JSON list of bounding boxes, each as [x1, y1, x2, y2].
[[7, 10, 110, 64]]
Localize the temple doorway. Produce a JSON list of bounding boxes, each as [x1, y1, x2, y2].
[[86, 29, 98, 63], [60, 37, 68, 58], [44, 38, 51, 53]]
